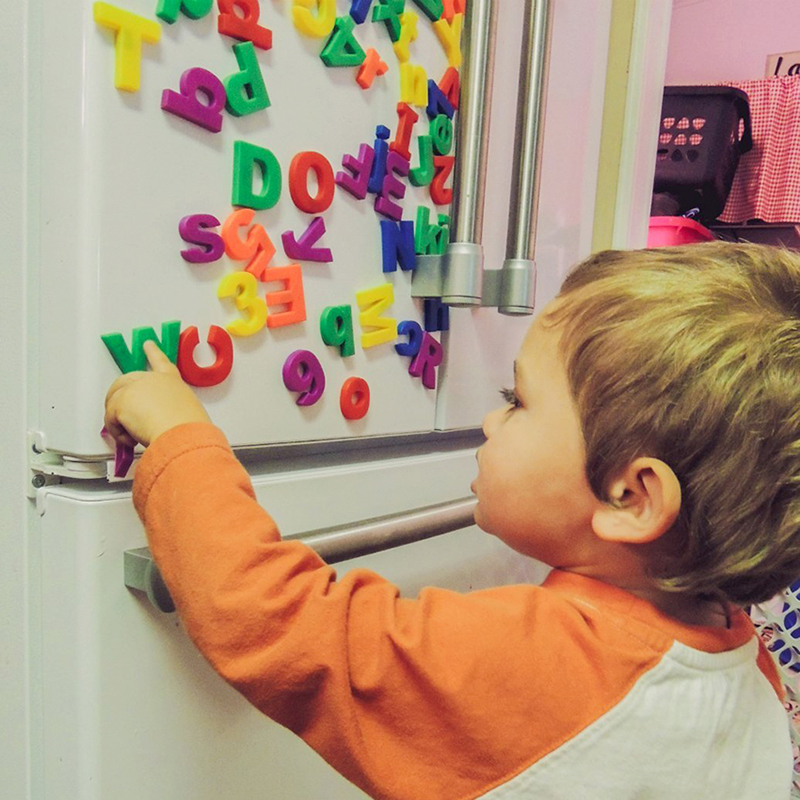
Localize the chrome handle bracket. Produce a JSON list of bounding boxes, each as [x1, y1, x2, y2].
[[124, 498, 478, 613]]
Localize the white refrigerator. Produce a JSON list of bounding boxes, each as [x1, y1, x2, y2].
[[2, 0, 667, 797]]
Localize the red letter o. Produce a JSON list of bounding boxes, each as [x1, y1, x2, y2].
[[289, 151, 335, 213]]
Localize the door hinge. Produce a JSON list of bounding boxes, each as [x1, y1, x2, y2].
[[26, 430, 125, 500]]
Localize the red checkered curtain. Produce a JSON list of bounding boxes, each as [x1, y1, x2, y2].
[[720, 76, 800, 223]]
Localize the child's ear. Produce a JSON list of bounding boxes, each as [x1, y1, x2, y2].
[[591, 458, 682, 545]]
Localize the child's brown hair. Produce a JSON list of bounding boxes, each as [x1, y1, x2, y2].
[[548, 242, 800, 606]]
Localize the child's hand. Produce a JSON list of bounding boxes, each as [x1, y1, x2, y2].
[[104, 341, 211, 448]]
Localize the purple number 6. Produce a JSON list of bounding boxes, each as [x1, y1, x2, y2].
[[282, 350, 326, 406]]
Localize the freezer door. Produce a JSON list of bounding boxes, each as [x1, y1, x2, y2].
[[28, 0, 614, 458], [31, 0, 453, 456], [34, 449, 547, 799]]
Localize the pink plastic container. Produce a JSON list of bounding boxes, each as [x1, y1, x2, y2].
[[647, 216, 716, 247]]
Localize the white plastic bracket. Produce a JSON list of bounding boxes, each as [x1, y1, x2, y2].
[[26, 430, 110, 500]]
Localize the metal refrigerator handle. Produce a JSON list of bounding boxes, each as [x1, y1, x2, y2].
[[489, 0, 552, 315], [124, 497, 478, 613], [438, 0, 498, 307], [412, 0, 552, 317]]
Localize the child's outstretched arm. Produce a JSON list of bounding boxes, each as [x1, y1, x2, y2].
[[111, 343, 644, 800], [104, 340, 211, 448]]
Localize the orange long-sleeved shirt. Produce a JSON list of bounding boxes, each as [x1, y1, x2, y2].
[[133, 423, 793, 800]]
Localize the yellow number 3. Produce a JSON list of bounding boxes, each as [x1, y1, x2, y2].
[[217, 271, 267, 336]]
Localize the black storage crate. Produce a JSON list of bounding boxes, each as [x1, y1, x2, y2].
[[653, 86, 753, 220]]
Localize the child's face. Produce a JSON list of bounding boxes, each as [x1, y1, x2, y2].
[[473, 311, 600, 567]]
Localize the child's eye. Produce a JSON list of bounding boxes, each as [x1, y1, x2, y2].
[[499, 387, 522, 409]]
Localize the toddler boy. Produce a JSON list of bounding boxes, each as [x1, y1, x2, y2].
[[105, 242, 799, 799]]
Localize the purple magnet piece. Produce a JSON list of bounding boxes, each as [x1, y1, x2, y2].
[[179, 214, 224, 263], [409, 332, 443, 389], [335, 143, 375, 200], [282, 349, 326, 406], [100, 426, 135, 478], [281, 217, 333, 262], [161, 67, 227, 133], [375, 151, 410, 220], [114, 442, 135, 477]]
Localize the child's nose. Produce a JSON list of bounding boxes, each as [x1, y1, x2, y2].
[[482, 406, 505, 438]]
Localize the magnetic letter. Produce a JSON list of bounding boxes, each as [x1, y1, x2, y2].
[[282, 350, 325, 406], [375, 150, 410, 220], [392, 11, 418, 63], [410, 0, 442, 22], [217, 0, 273, 50], [415, 206, 448, 254], [320, 16, 366, 67], [179, 214, 224, 263], [394, 319, 423, 356], [289, 152, 335, 213], [400, 63, 428, 106], [292, 0, 336, 37], [320, 305, 355, 357], [390, 103, 418, 161], [177, 325, 234, 386], [441, 0, 465, 22], [356, 48, 389, 89], [427, 78, 454, 120], [221, 207, 276, 279], [430, 113, 453, 155], [162, 67, 227, 133], [264, 264, 307, 328], [349, 0, 373, 24], [423, 297, 449, 331], [430, 155, 454, 205], [232, 141, 282, 210], [437, 213, 451, 253], [223, 41, 270, 117], [372, 0, 404, 42], [439, 66, 459, 109], [368, 125, 391, 195], [93, 2, 161, 92], [408, 135, 434, 187], [432, 13, 462, 67], [409, 332, 443, 389], [156, 0, 213, 23], [340, 377, 370, 420], [380, 220, 416, 272], [282, 217, 333, 262], [217, 271, 268, 336], [356, 283, 397, 348], [101, 321, 180, 373], [335, 143, 375, 200]]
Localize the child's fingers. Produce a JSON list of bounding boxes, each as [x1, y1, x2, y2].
[[103, 392, 138, 448], [103, 418, 137, 449], [143, 340, 178, 374], [104, 371, 145, 409]]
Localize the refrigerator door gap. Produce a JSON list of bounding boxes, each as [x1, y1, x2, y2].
[[27, 430, 110, 499]]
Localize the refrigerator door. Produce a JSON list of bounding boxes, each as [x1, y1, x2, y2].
[[31, 0, 455, 457], [33, 451, 547, 799]]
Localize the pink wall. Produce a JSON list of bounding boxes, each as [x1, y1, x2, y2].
[[665, 0, 800, 84]]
